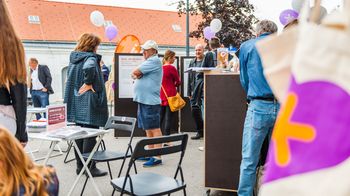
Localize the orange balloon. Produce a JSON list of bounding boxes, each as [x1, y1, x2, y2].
[[115, 35, 142, 53]]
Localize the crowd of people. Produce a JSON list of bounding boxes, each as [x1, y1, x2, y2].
[[0, 0, 290, 194]]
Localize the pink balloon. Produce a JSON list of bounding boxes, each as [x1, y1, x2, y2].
[[105, 25, 118, 41], [203, 26, 215, 40]]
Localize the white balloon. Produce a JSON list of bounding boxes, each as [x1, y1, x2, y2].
[[210, 19, 222, 33], [291, 0, 305, 12], [90, 10, 105, 27]]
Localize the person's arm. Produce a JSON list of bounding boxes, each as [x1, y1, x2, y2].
[[172, 66, 181, 87], [239, 45, 249, 93], [42, 65, 52, 92], [79, 57, 97, 94], [10, 83, 28, 144], [132, 58, 161, 79]]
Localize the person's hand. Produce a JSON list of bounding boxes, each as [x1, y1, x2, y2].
[[21, 142, 27, 147], [42, 87, 48, 92], [131, 73, 142, 79], [131, 73, 137, 79], [78, 84, 95, 95]]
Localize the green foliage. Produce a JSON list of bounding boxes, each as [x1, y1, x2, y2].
[[177, 0, 258, 48]]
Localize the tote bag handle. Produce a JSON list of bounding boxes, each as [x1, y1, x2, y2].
[[300, 0, 350, 32]]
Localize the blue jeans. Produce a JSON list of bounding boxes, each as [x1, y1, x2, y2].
[[238, 99, 279, 196], [31, 90, 49, 119]]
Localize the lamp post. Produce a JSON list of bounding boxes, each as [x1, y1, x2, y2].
[[186, 0, 189, 56]]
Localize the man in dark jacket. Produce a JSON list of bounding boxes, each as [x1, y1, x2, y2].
[[29, 58, 53, 119], [188, 44, 205, 140]]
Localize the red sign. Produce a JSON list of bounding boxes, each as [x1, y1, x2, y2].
[[47, 105, 66, 131]]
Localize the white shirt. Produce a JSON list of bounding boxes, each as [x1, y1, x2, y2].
[[31, 68, 44, 90]]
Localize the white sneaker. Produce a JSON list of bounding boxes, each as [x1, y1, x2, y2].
[[198, 146, 204, 151]]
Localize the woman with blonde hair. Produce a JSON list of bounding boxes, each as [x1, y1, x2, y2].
[[0, 127, 59, 195], [64, 33, 108, 176], [160, 50, 181, 137], [0, 1, 28, 145]]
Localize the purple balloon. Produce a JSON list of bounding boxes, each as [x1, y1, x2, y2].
[[279, 9, 299, 25], [203, 26, 215, 40], [112, 82, 115, 91], [105, 25, 118, 41]]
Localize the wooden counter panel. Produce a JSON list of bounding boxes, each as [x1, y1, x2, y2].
[[204, 74, 246, 191]]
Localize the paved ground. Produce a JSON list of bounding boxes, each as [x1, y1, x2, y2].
[[27, 131, 238, 196]]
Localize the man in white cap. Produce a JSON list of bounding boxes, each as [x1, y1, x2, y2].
[[131, 40, 163, 167]]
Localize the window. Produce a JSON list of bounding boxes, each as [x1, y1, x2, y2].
[[172, 24, 182, 32], [28, 15, 40, 24]]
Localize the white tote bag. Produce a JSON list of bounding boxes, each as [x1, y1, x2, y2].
[[259, 1, 350, 195]]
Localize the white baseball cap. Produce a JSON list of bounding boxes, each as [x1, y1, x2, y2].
[[141, 40, 158, 51]]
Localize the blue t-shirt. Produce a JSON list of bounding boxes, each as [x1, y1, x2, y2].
[[133, 55, 163, 105]]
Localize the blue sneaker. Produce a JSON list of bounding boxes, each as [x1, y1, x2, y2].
[[143, 157, 162, 167], [136, 157, 151, 162]]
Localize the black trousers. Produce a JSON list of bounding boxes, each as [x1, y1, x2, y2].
[[190, 105, 203, 135], [74, 124, 98, 169], [160, 105, 175, 136], [190, 79, 204, 135]]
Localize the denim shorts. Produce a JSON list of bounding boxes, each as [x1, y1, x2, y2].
[[137, 103, 161, 130]]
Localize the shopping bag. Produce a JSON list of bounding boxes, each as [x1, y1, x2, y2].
[[258, 0, 350, 195], [256, 27, 298, 104]]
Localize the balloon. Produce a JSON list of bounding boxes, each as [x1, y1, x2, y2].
[[210, 18, 222, 33], [310, 6, 328, 23], [203, 26, 215, 40], [105, 25, 118, 41], [291, 0, 306, 12], [90, 10, 105, 27], [279, 9, 299, 25]]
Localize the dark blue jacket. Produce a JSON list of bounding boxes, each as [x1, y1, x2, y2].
[[64, 51, 108, 127], [101, 64, 110, 83]]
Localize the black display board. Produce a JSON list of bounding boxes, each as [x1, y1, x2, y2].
[[114, 53, 182, 136], [204, 73, 247, 191]]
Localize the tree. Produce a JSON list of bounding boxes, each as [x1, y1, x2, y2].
[[177, 0, 258, 48]]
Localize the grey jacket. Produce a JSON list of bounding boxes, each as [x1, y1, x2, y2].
[[64, 51, 108, 127]]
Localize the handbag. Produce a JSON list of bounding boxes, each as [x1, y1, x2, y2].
[[161, 85, 186, 112]]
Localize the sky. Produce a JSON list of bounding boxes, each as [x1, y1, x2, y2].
[[50, 0, 343, 29]]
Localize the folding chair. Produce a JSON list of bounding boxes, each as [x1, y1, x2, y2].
[[80, 116, 137, 194], [111, 133, 188, 196]]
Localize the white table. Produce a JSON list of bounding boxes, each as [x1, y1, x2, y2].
[[29, 127, 109, 196], [27, 107, 47, 121]]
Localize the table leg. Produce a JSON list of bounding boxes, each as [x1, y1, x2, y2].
[[43, 141, 59, 165], [67, 134, 104, 196]]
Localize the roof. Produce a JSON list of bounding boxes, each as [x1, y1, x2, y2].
[[5, 0, 204, 46]]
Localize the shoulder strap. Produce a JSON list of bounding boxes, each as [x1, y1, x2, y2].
[[161, 85, 168, 98]]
